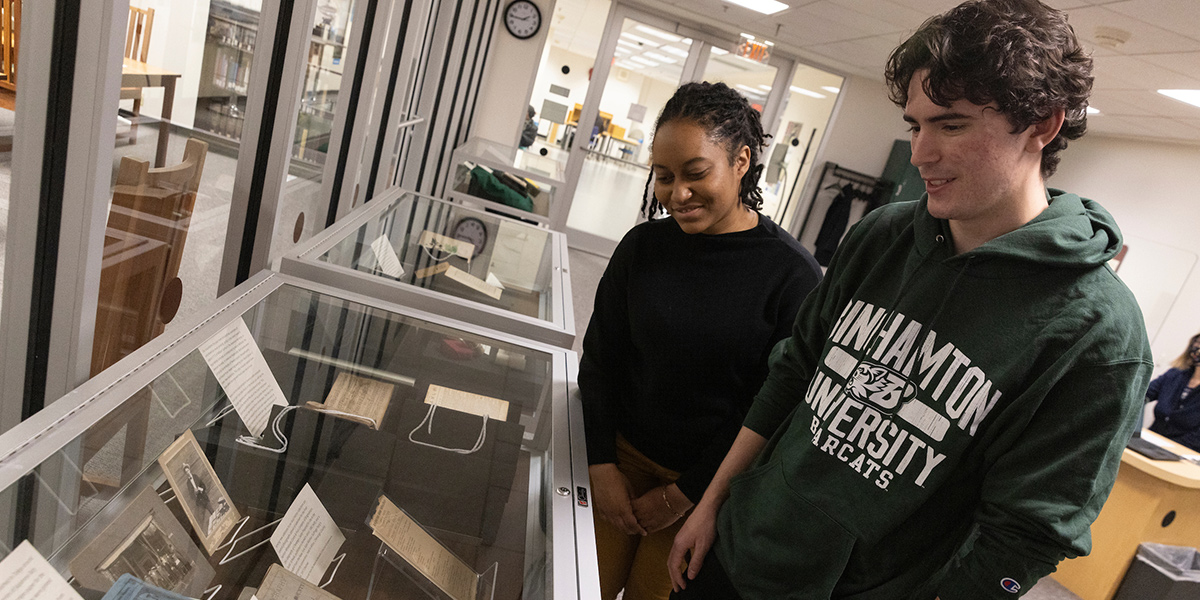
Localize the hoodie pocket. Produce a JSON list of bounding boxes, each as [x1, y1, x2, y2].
[[720, 459, 857, 599]]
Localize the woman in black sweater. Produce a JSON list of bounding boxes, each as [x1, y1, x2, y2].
[[578, 81, 822, 600]]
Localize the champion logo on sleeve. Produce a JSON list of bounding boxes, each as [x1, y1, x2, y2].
[[1000, 578, 1021, 593]]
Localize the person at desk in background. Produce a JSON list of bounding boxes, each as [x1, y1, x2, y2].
[[519, 105, 538, 149], [1146, 333, 1200, 451], [667, 1, 1153, 598], [579, 81, 822, 600]]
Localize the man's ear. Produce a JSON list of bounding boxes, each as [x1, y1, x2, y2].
[[1026, 108, 1066, 153]]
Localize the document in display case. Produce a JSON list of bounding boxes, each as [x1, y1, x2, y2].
[[447, 138, 567, 228], [0, 272, 597, 600], [279, 189, 575, 349]]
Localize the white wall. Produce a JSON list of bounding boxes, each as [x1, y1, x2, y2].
[[473, 0, 554, 147], [1052, 135, 1200, 368], [130, 0, 213, 129]]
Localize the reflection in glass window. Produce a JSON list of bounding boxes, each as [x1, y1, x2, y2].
[[92, 0, 266, 377]]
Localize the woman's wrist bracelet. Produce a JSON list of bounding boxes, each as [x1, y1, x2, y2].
[[662, 487, 686, 518]]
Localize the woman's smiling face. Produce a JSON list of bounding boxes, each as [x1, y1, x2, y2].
[[651, 119, 754, 235]]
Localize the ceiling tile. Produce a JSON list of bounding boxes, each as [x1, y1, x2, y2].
[[1104, 0, 1200, 42], [796, 1, 909, 37], [1089, 90, 1160, 117], [825, 0, 931, 30], [1137, 52, 1200, 83], [1062, 6, 1200, 55], [806, 34, 905, 74], [1092, 55, 1200, 91], [1102, 89, 1200, 119]]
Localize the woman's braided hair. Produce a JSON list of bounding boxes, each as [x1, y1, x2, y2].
[[641, 81, 769, 218]]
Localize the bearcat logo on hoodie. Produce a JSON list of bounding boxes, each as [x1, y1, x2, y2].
[[845, 362, 918, 413]]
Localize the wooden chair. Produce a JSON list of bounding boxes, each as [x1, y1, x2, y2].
[[0, 0, 19, 93], [119, 6, 154, 142], [92, 137, 208, 376]]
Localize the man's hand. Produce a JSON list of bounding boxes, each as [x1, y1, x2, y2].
[[589, 463, 647, 535], [668, 500, 719, 592], [631, 484, 693, 533]]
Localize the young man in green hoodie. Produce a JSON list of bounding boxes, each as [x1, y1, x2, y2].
[[666, 1, 1154, 598]]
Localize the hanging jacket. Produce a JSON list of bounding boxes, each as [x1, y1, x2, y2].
[[715, 190, 1153, 599]]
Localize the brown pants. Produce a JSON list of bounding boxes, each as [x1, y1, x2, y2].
[[593, 436, 685, 600]]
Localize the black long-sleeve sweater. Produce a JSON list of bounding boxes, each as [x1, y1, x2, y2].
[[579, 213, 821, 502]]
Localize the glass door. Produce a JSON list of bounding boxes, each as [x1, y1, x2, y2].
[[564, 17, 694, 248]]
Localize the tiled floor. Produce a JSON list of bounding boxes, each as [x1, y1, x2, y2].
[[565, 246, 1083, 600]]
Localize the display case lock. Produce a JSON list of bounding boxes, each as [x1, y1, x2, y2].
[[557, 486, 571, 496]]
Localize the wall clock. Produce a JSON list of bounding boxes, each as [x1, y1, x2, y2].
[[504, 0, 541, 40], [452, 217, 489, 258]]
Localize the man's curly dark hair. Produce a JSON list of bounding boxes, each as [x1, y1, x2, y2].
[[884, 0, 1093, 178], [641, 81, 769, 218]]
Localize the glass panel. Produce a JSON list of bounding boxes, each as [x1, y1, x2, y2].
[[0, 0, 18, 327], [771, 65, 843, 229], [449, 138, 565, 225], [273, 0, 357, 261], [566, 18, 690, 243], [3, 282, 557, 600], [93, 0, 267, 378], [696, 43, 781, 214], [317, 192, 559, 323]]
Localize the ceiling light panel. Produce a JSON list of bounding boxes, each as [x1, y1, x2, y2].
[[790, 86, 827, 98], [1159, 89, 1200, 109], [629, 56, 659, 67], [660, 46, 689, 57], [635, 24, 682, 42], [724, 0, 789, 16], [619, 32, 661, 47], [643, 52, 677, 64]]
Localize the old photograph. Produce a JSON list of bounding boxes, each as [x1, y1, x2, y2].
[[69, 486, 214, 597], [158, 429, 241, 554]]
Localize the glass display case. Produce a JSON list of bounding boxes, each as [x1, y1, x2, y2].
[[447, 138, 568, 227], [279, 189, 575, 349], [0, 272, 598, 600]]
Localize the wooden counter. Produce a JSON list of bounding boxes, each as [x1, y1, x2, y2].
[[1052, 431, 1200, 599]]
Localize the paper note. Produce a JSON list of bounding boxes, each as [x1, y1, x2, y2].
[[0, 541, 83, 600], [199, 319, 288, 438], [369, 495, 478, 600], [418, 230, 474, 261], [485, 272, 506, 290], [425, 384, 509, 421], [306, 372, 394, 429], [100, 574, 192, 600], [415, 262, 451, 279], [270, 484, 345, 584], [254, 564, 341, 600], [370, 235, 405, 278], [488, 221, 548, 293], [444, 265, 504, 300]]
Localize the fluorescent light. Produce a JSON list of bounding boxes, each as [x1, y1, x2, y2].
[[1159, 89, 1200, 109], [1086, 106, 1100, 115], [660, 46, 689, 57], [635, 25, 682, 42], [757, 84, 772, 90], [790, 86, 826, 98], [711, 47, 729, 55], [740, 33, 755, 39], [821, 86, 840, 93], [726, 0, 789, 16], [615, 60, 642, 70], [628, 56, 659, 67], [643, 52, 677, 64], [620, 32, 661, 47], [617, 39, 639, 48]]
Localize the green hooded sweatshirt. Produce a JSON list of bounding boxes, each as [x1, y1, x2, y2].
[[716, 191, 1153, 599]]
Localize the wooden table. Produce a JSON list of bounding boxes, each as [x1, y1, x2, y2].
[[122, 57, 180, 168], [1052, 430, 1200, 599]]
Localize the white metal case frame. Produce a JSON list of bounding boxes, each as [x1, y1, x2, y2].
[[280, 187, 576, 349], [0, 271, 596, 599]]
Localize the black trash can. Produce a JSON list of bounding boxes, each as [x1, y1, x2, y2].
[[1113, 543, 1200, 600]]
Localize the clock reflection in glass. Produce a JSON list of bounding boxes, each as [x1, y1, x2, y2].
[[504, 0, 541, 40], [452, 217, 489, 258]]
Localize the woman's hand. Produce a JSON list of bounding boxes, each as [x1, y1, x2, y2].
[[589, 463, 647, 535], [631, 484, 693, 534], [668, 499, 719, 592]]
